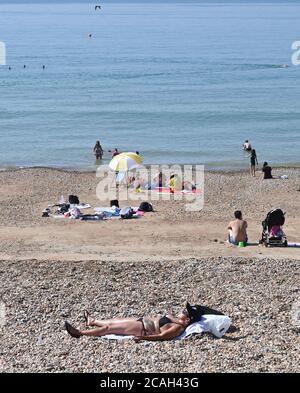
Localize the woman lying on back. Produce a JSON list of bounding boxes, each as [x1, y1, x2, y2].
[[65, 306, 192, 342]]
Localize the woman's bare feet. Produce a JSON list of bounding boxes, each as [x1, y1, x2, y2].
[[84, 310, 95, 327]]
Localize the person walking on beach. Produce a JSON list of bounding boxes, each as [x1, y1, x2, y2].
[[169, 174, 177, 193], [250, 149, 258, 177], [93, 140, 103, 160], [153, 170, 166, 188], [227, 210, 248, 246]]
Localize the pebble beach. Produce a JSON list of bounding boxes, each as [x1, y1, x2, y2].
[[2, 0, 300, 376], [1, 257, 299, 373], [0, 167, 300, 373]]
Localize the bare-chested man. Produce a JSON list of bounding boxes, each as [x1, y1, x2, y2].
[[227, 210, 248, 245]]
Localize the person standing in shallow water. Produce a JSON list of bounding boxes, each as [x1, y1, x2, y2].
[[250, 149, 258, 177], [93, 140, 103, 160], [242, 140, 252, 153], [112, 148, 119, 158]]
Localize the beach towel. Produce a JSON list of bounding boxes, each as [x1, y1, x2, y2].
[[101, 314, 231, 341], [69, 203, 91, 210], [94, 207, 121, 215], [46, 203, 91, 218], [153, 187, 201, 195], [94, 207, 141, 216], [94, 207, 121, 217], [288, 242, 300, 247], [48, 203, 91, 210]]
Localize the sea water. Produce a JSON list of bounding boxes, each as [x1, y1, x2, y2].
[[0, 2, 299, 170]]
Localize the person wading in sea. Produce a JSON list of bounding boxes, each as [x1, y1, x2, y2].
[[93, 141, 103, 160]]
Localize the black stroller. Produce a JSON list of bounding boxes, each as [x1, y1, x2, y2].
[[260, 209, 287, 247]]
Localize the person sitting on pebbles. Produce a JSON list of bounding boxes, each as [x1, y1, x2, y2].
[[227, 210, 248, 246], [65, 306, 192, 342], [262, 162, 273, 179]]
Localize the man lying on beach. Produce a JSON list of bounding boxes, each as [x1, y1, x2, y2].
[[227, 210, 248, 245]]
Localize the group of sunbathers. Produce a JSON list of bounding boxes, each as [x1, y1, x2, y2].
[[127, 170, 196, 193]]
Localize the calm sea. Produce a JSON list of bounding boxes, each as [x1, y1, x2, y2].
[[0, 2, 299, 170]]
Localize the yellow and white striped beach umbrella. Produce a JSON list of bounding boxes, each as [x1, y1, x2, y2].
[[109, 152, 142, 172]]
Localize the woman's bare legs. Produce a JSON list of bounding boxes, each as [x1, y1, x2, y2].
[[82, 319, 143, 337], [84, 311, 116, 327], [66, 315, 144, 338], [80, 325, 110, 336], [87, 315, 138, 328]]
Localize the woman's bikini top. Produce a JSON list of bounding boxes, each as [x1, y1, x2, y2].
[[159, 315, 173, 328]]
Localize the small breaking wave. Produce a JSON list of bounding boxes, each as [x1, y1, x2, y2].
[[238, 63, 290, 70]]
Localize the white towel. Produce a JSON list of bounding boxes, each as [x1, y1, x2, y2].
[[94, 207, 139, 213], [288, 242, 300, 247], [70, 203, 91, 210], [102, 314, 231, 341]]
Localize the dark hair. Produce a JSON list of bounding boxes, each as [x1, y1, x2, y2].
[[245, 140, 248, 143], [186, 302, 224, 324], [234, 210, 242, 219], [251, 149, 256, 157], [263, 162, 268, 167]]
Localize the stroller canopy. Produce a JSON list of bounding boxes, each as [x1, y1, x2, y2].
[[262, 209, 285, 230]]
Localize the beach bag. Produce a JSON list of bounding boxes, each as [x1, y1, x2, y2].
[[42, 208, 50, 218], [69, 195, 80, 204], [138, 202, 153, 212], [120, 207, 133, 219], [110, 199, 119, 208], [186, 302, 224, 323]]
